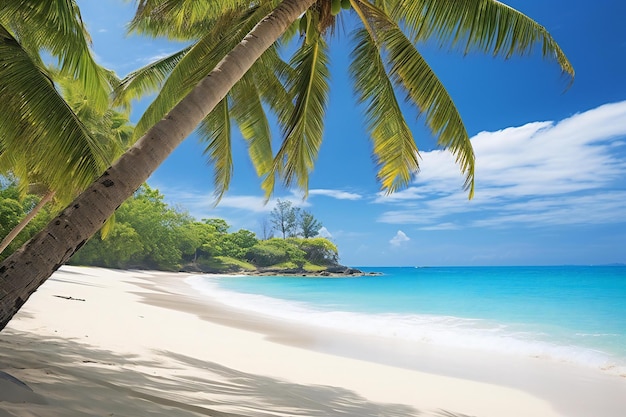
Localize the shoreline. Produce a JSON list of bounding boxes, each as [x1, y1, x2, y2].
[[1, 266, 624, 416], [173, 272, 626, 417], [177, 264, 381, 277]]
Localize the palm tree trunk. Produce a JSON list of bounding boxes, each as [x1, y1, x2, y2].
[[0, 0, 316, 331], [0, 190, 55, 255]]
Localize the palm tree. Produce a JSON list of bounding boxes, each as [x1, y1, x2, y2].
[[0, 0, 126, 257], [0, 0, 573, 330], [0, 0, 116, 191]]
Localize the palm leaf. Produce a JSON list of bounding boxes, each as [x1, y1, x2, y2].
[[198, 51, 291, 201], [265, 35, 330, 196], [0, 24, 110, 203], [239, 46, 294, 182], [0, 0, 112, 111], [127, 2, 289, 200], [349, 8, 420, 194], [252, 45, 295, 118], [393, 0, 574, 78], [113, 47, 191, 108], [131, 5, 272, 140], [198, 99, 232, 201], [230, 74, 274, 181], [360, 1, 475, 196], [129, 0, 264, 40]]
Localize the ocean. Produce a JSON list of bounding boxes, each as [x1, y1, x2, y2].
[[187, 265, 626, 376]]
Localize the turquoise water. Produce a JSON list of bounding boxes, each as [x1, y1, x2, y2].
[[187, 266, 626, 374]]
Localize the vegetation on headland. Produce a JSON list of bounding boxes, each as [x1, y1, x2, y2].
[[1, 181, 356, 275]]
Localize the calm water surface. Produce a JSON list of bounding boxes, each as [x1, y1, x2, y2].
[[188, 266, 626, 374]]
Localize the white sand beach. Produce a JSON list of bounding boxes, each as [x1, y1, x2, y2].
[[1, 266, 625, 417]]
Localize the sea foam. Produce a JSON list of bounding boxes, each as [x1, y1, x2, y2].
[[186, 275, 626, 376]]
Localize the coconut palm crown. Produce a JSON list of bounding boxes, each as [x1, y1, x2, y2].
[[119, 0, 573, 201]]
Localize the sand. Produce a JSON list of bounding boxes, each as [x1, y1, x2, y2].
[[0, 266, 624, 417]]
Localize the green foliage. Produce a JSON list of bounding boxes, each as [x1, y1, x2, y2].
[[246, 239, 295, 267], [119, 4, 285, 201], [71, 184, 190, 270], [0, 198, 22, 238], [203, 218, 230, 234], [68, 184, 337, 272], [70, 223, 144, 269], [220, 229, 258, 258], [0, 60, 133, 254], [299, 210, 322, 238], [264, 34, 330, 194], [117, 185, 188, 269], [205, 256, 256, 272], [0, 182, 54, 261], [0, 4, 121, 205], [116, 0, 573, 216], [268, 200, 323, 239], [245, 238, 306, 268], [302, 262, 327, 272], [297, 237, 338, 265]]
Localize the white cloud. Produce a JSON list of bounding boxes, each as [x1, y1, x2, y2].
[[309, 189, 363, 200], [318, 227, 333, 239], [138, 51, 177, 65], [374, 187, 426, 203], [153, 184, 314, 221], [376, 101, 626, 229], [216, 196, 274, 213], [390, 230, 410, 246], [421, 222, 461, 231]]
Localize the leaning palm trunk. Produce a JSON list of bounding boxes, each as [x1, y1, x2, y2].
[[0, 190, 55, 255], [0, 0, 315, 331]]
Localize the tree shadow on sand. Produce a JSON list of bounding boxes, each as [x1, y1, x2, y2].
[[0, 330, 468, 417]]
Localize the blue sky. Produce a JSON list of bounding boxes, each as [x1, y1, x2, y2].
[[77, 0, 626, 266]]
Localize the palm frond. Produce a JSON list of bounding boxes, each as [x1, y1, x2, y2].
[[132, 5, 272, 140], [252, 46, 295, 118], [361, 2, 475, 196], [0, 0, 113, 111], [348, 16, 420, 194], [230, 74, 274, 182], [196, 47, 292, 203], [198, 99, 232, 201], [113, 46, 191, 108], [266, 35, 330, 196], [129, 0, 264, 40], [394, 0, 574, 78], [0, 24, 110, 203]]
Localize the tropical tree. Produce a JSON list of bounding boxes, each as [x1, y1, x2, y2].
[[245, 237, 307, 267], [70, 185, 196, 269], [0, 0, 573, 331], [270, 199, 299, 238], [0, 185, 26, 242], [0, 182, 55, 262], [259, 217, 275, 240], [0, 184, 55, 255], [0, 0, 116, 202], [297, 237, 338, 265], [203, 218, 231, 235], [299, 210, 322, 238]]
